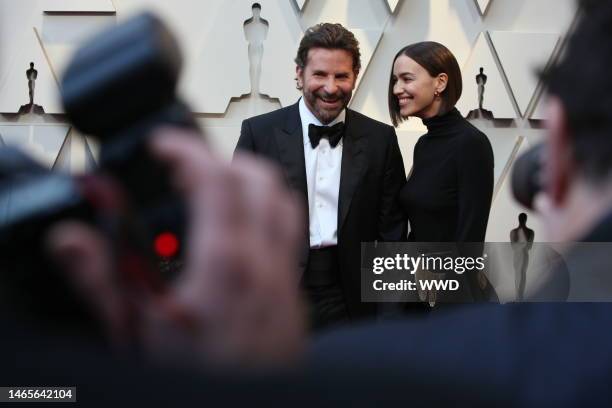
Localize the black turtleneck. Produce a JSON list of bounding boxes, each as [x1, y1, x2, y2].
[[399, 107, 494, 242]]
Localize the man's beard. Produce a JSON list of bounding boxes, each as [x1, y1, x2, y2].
[[303, 89, 352, 125]]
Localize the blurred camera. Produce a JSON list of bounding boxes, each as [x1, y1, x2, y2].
[[62, 11, 200, 254], [1, 11, 198, 256], [0, 12, 198, 323], [511, 143, 545, 210]]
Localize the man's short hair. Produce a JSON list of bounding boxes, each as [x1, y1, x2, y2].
[[294, 23, 361, 74], [543, 0, 612, 182]]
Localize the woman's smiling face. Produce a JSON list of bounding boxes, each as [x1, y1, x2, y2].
[[392, 54, 445, 120]]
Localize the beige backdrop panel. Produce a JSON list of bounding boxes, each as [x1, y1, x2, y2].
[[0, 0, 578, 251]]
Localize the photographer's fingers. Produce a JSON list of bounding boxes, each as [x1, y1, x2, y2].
[[150, 129, 247, 305], [149, 128, 219, 195], [149, 129, 305, 365], [151, 129, 302, 293], [232, 153, 303, 274], [229, 154, 306, 363]]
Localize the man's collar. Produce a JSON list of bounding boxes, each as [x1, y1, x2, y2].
[[299, 97, 346, 145]]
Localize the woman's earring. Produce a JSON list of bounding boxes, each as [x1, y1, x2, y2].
[[434, 90, 440, 97]]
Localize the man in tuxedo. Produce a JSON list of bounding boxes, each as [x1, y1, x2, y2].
[[235, 23, 406, 329]]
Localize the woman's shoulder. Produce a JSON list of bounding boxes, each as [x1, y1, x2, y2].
[[454, 117, 492, 152], [449, 116, 493, 165]]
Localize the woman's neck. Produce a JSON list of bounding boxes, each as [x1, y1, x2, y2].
[[416, 99, 443, 120]]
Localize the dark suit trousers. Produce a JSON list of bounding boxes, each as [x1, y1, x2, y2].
[[303, 246, 349, 331]]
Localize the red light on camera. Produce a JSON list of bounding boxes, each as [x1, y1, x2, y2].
[[154, 231, 179, 258]]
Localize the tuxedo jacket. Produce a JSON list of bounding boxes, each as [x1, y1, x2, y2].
[[235, 101, 406, 319]]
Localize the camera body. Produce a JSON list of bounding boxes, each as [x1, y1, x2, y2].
[[61, 11, 200, 253], [0, 12, 197, 325], [511, 143, 544, 210], [0, 148, 101, 328]]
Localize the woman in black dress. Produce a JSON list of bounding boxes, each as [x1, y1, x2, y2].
[[388, 42, 494, 302]]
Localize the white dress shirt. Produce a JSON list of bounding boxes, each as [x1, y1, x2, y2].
[[299, 97, 345, 248]]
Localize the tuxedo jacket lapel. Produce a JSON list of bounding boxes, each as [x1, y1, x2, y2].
[[338, 109, 367, 232], [274, 102, 309, 215], [272, 104, 367, 238]]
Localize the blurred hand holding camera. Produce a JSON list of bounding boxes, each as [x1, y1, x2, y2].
[[47, 129, 306, 368]]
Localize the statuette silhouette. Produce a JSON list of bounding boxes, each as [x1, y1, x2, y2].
[[243, 3, 269, 95], [510, 213, 534, 301], [18, 62, 45, 114], [466, 67, 493, 120]]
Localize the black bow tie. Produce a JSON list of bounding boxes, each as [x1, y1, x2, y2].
[[308, 122, 345, 149]]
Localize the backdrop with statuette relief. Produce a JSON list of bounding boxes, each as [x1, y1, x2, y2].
[[0, 0, 579, 299]]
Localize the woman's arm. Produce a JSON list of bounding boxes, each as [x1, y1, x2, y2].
[[455, 130, 494, 242]]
